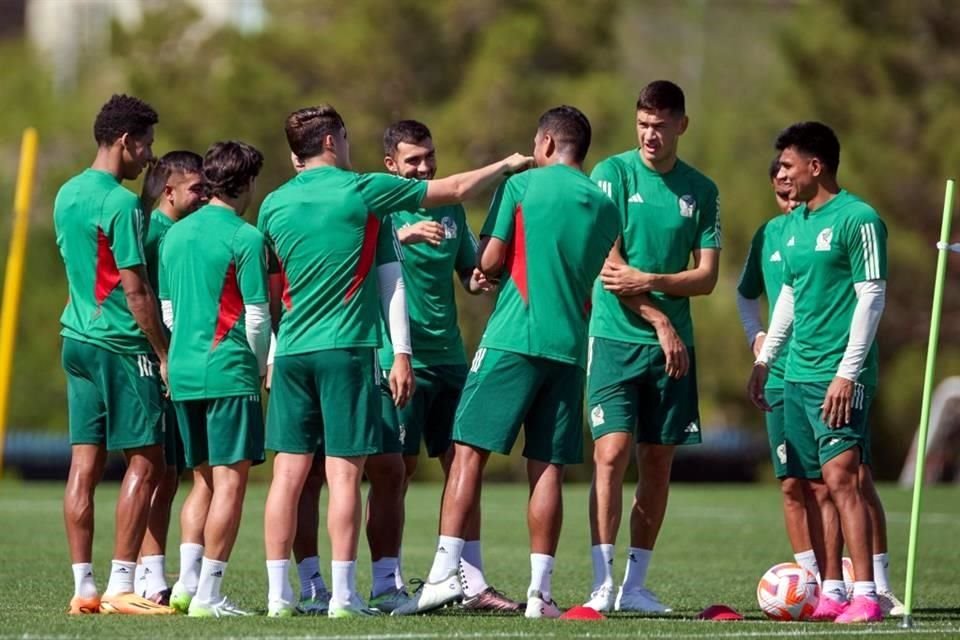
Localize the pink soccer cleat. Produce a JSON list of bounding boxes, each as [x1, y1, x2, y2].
[[808, 595, 848, 621], [835, 596, 883, 624]]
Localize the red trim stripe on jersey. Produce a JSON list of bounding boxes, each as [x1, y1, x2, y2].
[[504, 204, 528, 304], [344, 213, 381, 302], [94, 227, 121, 305], [212, 261, 244, 348], [270, 260, 293, 311]]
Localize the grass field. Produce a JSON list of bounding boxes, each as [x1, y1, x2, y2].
[[1, 480, 959, 638]]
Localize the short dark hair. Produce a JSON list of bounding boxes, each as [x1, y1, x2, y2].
[[202, 141, 263, 199], [636, 80, 685, 116], [93, 94, 158, 146], [768, 154, 781, 181], [537, 106, 592, 163], [775, 121, 840, 175], [285, 105, 345, 160], [383, 120, 432, 156], [141, 150, 203, 209]]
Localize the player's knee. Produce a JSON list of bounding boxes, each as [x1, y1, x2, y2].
[[780, 477, 806, 506], [592, 439, 630, 472]]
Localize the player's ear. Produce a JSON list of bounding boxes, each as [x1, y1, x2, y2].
[[118, 132, 131, 152], [323, 133, 337, 154], [810, 157, 823, 178], [677, 115, 689, 135], [384, 155, 398, 174]]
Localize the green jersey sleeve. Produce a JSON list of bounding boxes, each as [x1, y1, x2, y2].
[[235, 226, 269, 305], [482, 177, 523, 241], [696, 184, 722, 249], [357, 173, 429, 217], [845, 211, 888, 283], [375, 215, 403, 266], [737, 224, 765, 299], [158, 237, 170, 301], [105, 189, 146, 269], [590, 159, 627, 212]]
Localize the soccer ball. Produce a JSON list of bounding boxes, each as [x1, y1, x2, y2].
[[757, 562, 820, 621], [842, 556, 855, 599]]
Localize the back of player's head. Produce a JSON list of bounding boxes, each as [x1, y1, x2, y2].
[[383, 120, 432, 157], [93, 94, 158, 146], [775, 121, 840, 175], [537, 106, 592, 163], [768, 154, 781, 181], [203, 141, 263, 199], [141, 150, 203, 209], [285, 105, 345, 159], [636, 81, 685, 116]]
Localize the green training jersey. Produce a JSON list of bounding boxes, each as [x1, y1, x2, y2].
[[378, 205, 478, 370], [144, 209, 175, 301], [257, 166, 425, 356], [159, 204, 269, 400], [589, 150, 721, 346], [54, 168, 150, 354], [781, 190, 886, 386], [479, 164, 620, 368], [737, 213, 792, 384]]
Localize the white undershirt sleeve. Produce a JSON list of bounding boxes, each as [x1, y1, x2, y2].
[[377, 261, 411, 356], [756, 285, 795, 367], [161, 299, 174, 330], [837, 280, 886, 381], [244, 302, 271, 376], [735, 292, 765, 347]]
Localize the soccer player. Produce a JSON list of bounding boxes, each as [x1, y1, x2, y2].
[[394, 105, 620, 618], [748, 121, 887, 624], [260, 104, 532, 617], [135, 151, 207, 605], [584, 80, 720, 613], [159, 141, 271, 617], [55, 94, 173, 615], [370, 120, 517, 613]]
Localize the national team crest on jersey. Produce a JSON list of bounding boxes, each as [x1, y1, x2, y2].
[[441, 216, 458, 239], [678, 194, 697, 218], [816, 227, 833, 252]]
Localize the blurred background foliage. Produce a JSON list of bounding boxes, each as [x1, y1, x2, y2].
[[2, 0, 959, 480]]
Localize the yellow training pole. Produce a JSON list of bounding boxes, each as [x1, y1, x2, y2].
[[0, 128, 39, 477]]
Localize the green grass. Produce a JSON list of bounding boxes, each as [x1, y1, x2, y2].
[[1, 481, 959, 638]]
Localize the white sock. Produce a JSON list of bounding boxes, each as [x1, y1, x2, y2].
[[372, 557, 400, 598], [428, 535, 464, 584], [331, 560, 356, 608], [297, 556, 327, 599], [528, 553, 555, 600], [873, 553, 890, 592], [591, 544, 615, 590], [104, 560, 136, 596], [853, 580, 877, 601], [266, 559, 294, 605], [823, 579, 848, 603], [72, 562, 98, 598], [141, 554, 168, 596], [394, 549, 406, 591], [194, 558, 226, 605], [459, 539, 488, 597], [621, 547, 652, 592], [794, 549, 820, 582], [178, 543, 204, 593], [135, 564, 146, 596]]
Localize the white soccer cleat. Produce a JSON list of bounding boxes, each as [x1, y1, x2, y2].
[[187, 596, 252, 617], [525, 591, 562, 619], [614, 586, 673, 613], [328, 593, 381, 618], [267, 600, 297, 617], [878, 590, 905, 617], [390, 572, 463, 616], [583, 584, 615, 612]]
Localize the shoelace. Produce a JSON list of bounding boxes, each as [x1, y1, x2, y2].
[[407, 578, 426, 595]]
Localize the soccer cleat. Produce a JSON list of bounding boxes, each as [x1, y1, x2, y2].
[[68, 595, 101, 614], [583, 584, 615, 612], [614, 586, 673, 613], [99, 592, 175, 615], [187, 596, 251, 618], [391, 572, 463, 616], [297, 590, 331, 615], [328, 593, 381, 618], [809, 595, 848, 621], [878, 590, 905, 617], [145, 588, 171, 606], [835, 596, 883, 624], [169, 581, 193, 613], [524, 591, 562, 619], [460, 586, 523, 613], [369, 587, 412, 614], [267, 600, 297, 617]]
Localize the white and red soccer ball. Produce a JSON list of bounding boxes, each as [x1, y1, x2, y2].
[[756, 562, 819, 621]]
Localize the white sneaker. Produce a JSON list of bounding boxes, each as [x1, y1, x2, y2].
[[878, 590, 905, 616], [267, 600, 297, 617], [614, 586, 672, 613], [297, 590, 331, 615], [369, 587, 412, 613], [328, 593, 381, 618], [525, 591, 562, 619], [391, 572, 463, 616], [188, 596, 251, 617], [583, 584, 615, 612]]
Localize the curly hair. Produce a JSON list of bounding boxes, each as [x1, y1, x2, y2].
[[202, 141, 263, 199], [93, 94, 158, 145]]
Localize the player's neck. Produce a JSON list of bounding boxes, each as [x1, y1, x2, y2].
[[805, 180, 841, 212], [90, 145, 124, 181], [208, 196, 242, 215], [544, 156, 583, 172], [158, 202, 181, 222], [300, 153, 339, 171], [639, 150, 678, 174]]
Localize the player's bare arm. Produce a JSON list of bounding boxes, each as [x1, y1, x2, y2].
[[600, 247, 719, 297], [422, 154, 534, 208], [476, 235, 508, 281], [119, 266, 169, 384], [460, 267, 496, 294], [397, 220, 444, 246]]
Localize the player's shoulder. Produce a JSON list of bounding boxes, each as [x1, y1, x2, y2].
[[837, 191, 882, 222], [675, 159, 719, 195], [590, 149, 633, 177], [101, 180, 140, 212]]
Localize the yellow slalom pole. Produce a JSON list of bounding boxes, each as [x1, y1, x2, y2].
[[0, 128, 39, 478]]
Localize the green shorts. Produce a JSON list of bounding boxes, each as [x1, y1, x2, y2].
[[61, 338, 163, 452], [764, 384, 789, 479], [161, 400, 186, 472], [266, 348, 381, 458], [784, 380, 874, 475], [586, 337, 700, 445], [452, 348, 584, 465], [175, 395, 264, 468], [381, 364, 466, 458]]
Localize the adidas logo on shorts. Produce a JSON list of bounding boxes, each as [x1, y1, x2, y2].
[[684, 422, 699, 433]]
